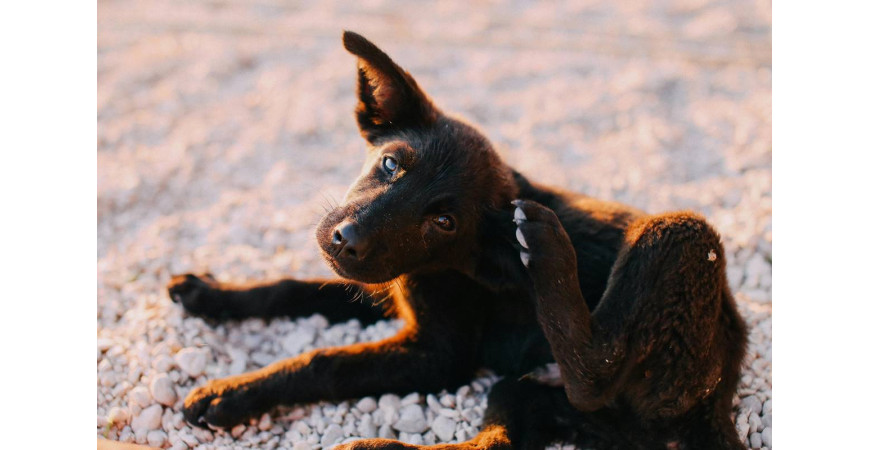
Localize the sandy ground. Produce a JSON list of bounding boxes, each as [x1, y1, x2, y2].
[[97, 0, 771, 448]]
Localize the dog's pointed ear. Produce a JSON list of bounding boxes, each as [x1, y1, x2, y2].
[[343, 31, 440, 143]]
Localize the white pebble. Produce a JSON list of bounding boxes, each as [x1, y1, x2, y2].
[[175, 347, 208, 377], [394, 404, 428, 433], [128, 386, 152, 408], [748, 412, 761, 434], [378, 424, 396, 439], [357, 397, 377, 413], [379, 394, 401, 410], [154, 355, 174, 372], [761, 427, 771, 447], [147, 430, 167, 447], [150, 373, 177, 406], [282, 327, 316, 354], [131, 404, 163, 434], [108, 407, 129, 427], [431, 415, 456, 441], [741, 395, 763, 415], [408, 433, 423, 445], [321, 423, 344, 447], [426, 394, 442, 413], [358, 414, 377, 438], [401, 392, 421, 406], [258, 413, 273, 431], [456, 428, 468, 442], [749, 432, 762, 449], [293, 442, 311, 450]]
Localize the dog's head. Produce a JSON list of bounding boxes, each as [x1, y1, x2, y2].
[[316, 32, 518, 284]]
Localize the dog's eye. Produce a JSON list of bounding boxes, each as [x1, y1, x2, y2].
[[382, 156, 398, 174], [433, 215, 455, 231]]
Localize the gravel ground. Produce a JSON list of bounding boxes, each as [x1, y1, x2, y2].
[[97, 1, 771, 448]]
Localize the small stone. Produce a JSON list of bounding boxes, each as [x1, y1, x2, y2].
[[175, 348, 208, 377], [426, 394, 442, 413], [192, 427, 213, 443], [378, 394, 401, 410], [748, 412, 762, 434], [179, 430, 199, 447], [231, 424, 246, 438], [258, 413, 273, 431], [431, 415, 456, 442], [282, 327, 316, 354], [401, 392, 421, 405], [440, 394, 456, 408], [293, 442, 311, 450], [408, 433, 423, 445], [108, 407, 129, 427], [457, 386, 470, 398], [251, 352, 273, 367], [456, 428, 467, 442], [228, 348, 248, 375], [394, 404, 428, 433], [358, 414, 377, 438], [321, 423, 344, 447], [357, 397, 377, 413], [378, 424, 396, 439], [735, 411, 750, 443], [150, 374, 177, 406], [128, 386, 152, 408], [131, 404, 163, 434], [761, 427, 771, 447], [741, 395, 763, 415], [97, 338, 115, 351], [147, 430, 167, 447], [154, 355, 174, 372], [749, 432, 762, 449], [438, 408, 460, 419]]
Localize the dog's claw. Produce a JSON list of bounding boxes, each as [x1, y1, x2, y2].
[[520, 251, 530, 267], [516, 228, 528, 249], [513, 205, 527, 223]]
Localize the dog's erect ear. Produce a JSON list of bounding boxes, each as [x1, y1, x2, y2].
[[342, 31, 440, 143]]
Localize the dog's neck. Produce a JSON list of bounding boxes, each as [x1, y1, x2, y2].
[[459, 168, 537, 293]]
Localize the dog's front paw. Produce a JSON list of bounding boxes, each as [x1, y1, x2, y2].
[[167, 273, 221, 316], [512, 200, 578, 280], [183, 376, 259, 429]]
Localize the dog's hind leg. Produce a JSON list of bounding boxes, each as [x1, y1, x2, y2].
[[167, 274, 390, 324], [513, 200, 747, 448]]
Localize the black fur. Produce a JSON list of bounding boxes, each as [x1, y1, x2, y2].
[[167, 31, 748, 449]]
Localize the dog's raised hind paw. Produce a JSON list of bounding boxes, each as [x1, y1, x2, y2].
[[511, 199, 578, 277]]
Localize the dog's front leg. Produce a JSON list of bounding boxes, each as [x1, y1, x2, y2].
[[183, 328, 469, 429], [167, 274, 389, 324]]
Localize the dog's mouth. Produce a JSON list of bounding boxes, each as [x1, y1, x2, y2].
[[318, 250, 397, 284], [315, 213, 400, 284]]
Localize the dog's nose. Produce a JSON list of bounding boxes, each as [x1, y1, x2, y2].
[[332, 221, 369, 259]]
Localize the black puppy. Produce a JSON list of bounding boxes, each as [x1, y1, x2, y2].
[[168, 32, 747, 449]]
